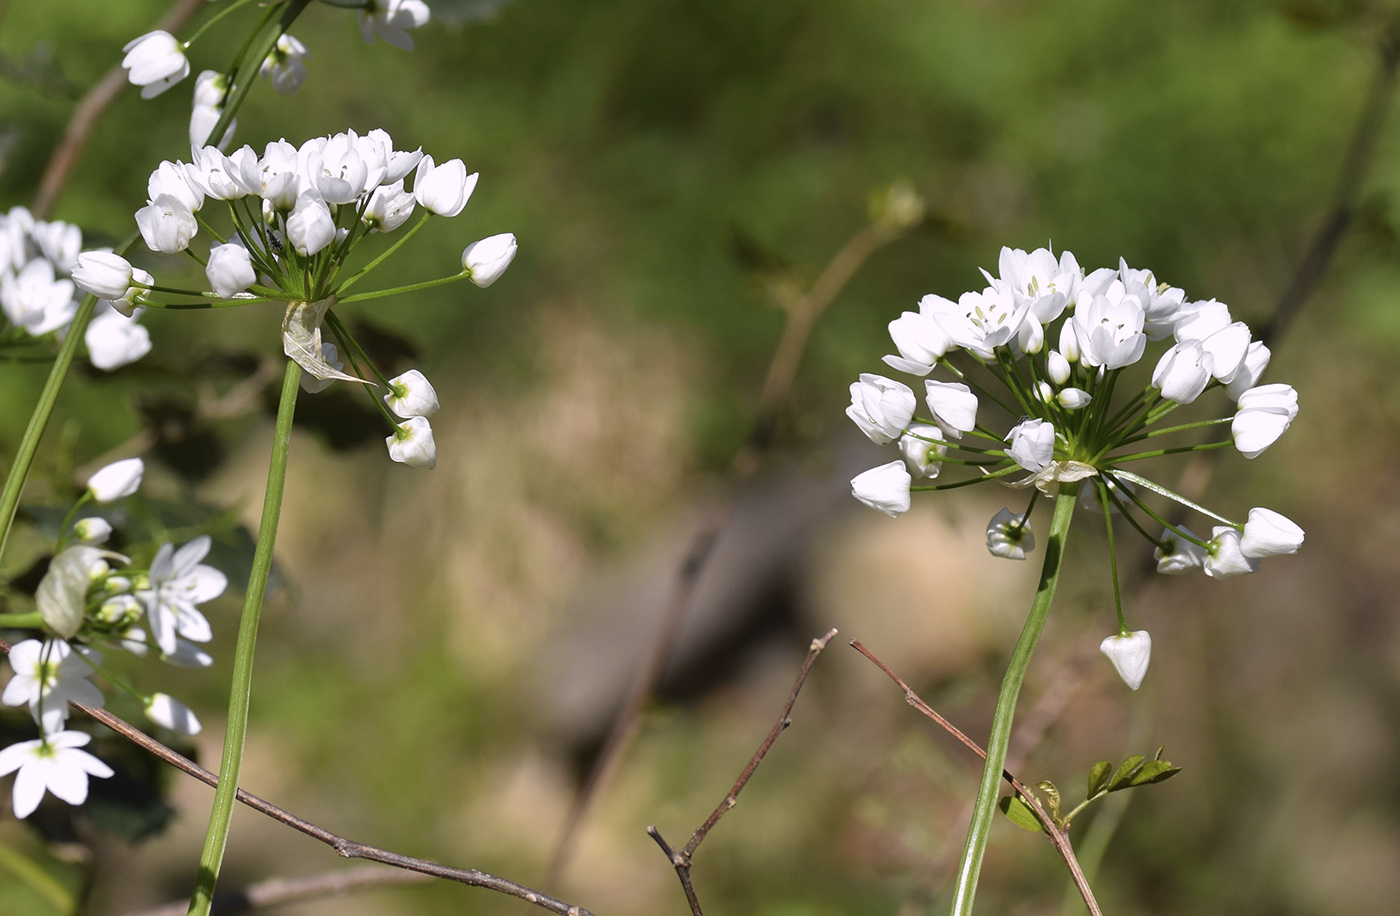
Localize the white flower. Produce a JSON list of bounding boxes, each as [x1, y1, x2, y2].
[[1100, 630, 1151, 690], [1, 258, 77, 335], [136, 194, 197, 253], [1119, 259, 1186, 340], [1204, 527, 1260, 579], [850, 460, 912, 517], [139, 536, 227, 656], [260, 34, 310, 97], [307, 132, 371, 204], [847, 374, 916, 444], [71, 251, 135, 300], [144, 693, 201, 736], [387, 416, 437, 469], [86, 303, 152, 370], [384, 369, 439, 418], [1046, 349, 1071, 385], [363, 180, 417, 232], [188, 145, 247, 200], [300, 343, 344, 394], [882, 303, 953, 376], [1072, 280, 1146, 369], [358, 0, 431, 50], [997, 246, 1079, 324], [1239, 508, 1304, 558], [2, 640, 104, 735], [206, 242, 256, 298], [1057, 387, 1092, 409], [87, 458, 144, 503], [1154, 527, 1208, 574], [286, 193, 335, 256], [413, 155, 476, 217], [898, 424, 946, 478], [148, 160, 205, 214], [1225, 341, 1271, 402], [932, 283, 1029, 358], [31, 220, 82, 274], [121, 30, 188, 99], [1231, 384, 1297, 459], [189, 103, 237, 152], [0, 731, 113, 818], [986, 507, 1034, 560], [243, 140, 302, 209], [1006, 418, 1055, 472], [1151, 340, 1213, 404], [1035, 380, 1054, 403], [1199, 323, 1252, 384], [73, 517, 113, 544], [461, 233, 517, 287], [923, 380, 978, 439], [1172, 298, 1231, 342]]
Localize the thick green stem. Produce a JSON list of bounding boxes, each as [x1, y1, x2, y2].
[[946, 483, 1079, 916], [186, 359, 301, 916]]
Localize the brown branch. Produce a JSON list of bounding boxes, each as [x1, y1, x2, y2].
[[0, 639, 598, 916], [850, 640, 1102, 916], [647, 628, 838, 916], [119, 866, 432, 916], [30, 0, 206, 219], [545, 213, 912, 887]]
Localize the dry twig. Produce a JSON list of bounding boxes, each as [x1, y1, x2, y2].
[[119, 866, 432, 916], [646, 628, 839, 916], [850, 640, 1102, 916]]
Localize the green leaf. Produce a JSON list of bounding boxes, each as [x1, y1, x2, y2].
[[1086, 760, 1113, 798], [1108, 754, 1145, 791], [1037, 780, 1061, 820], [998, 795, 1046, 833], [1127, 759, 1182, 786]]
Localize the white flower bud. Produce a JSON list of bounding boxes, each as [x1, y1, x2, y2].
[[1058, 314, 1080, 362], [413, 155, 477, 217], [206, 242, 256, 298], [1046, 349, 1071, 385], [847, 374, 916, 445], [1231, 383, 1297, 459], [898, 424, 946, 479], [286, 193, 335, 256], [87, 458, 144, 502], [1100, 630, 1151, 690], [1201, 321, 1251, 383], [384, 369, 440, 418], [1153, 526, 1207, 574], [148, 161, 205, 214], [850, 460, 912, 518], [1035, 380, 1054, 403], [986, 507, 1034, 560], [363, 180, 416, 232], [73, 517, 113, 544], [1204, 527, 1260, 579], [1017, 316, 1044, 354], [135, 194, 197, 253], [121, 30, 189, 99], [1152, 340, 1213, 404], [1225, 341, 1271, 402], [1057, 387, 1092, 410], [260, 34, 310, 97], [1239, 507, 1304, 558], [189, 104, 236, 151], [882, 306, 951, 376], [145, 693, 202, 736], [387, 416, 437, 469], [1006, 418, 1055, 472], [924, 380, 978, 439], [72, 251, 135, 300], [461, 233, 518, 287]]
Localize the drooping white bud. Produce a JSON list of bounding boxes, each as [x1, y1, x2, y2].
[[1153, 526, 1207, 574], [898, 424, 946, 479], [924, 380, 978, 439], [1204, 527, 1260, 579], [986, 507, 1034, 560], [386, 416, 437, 469], [145, 693, 202, 736], [850, 460, 912, 518], [1100, 630, 1151, 690], [847, 374, 916, 445], [1239, 508, 1304, 558], [73, 517, 113, 544], [384, 369, 440, 418]]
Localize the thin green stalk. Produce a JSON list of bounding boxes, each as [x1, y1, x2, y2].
[[204, 0, 312, 147], [1098, 478, 1127, 635], [335, 270, 469, 304], [333, 212, 431, 296], [945, 483, 1080, 916], [1108, 440, 1231, 463], [186, 359, 301, 916], [0, 612, 43, 627]]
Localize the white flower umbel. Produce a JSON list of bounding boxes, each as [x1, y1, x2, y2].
[[145, 693, 202, 736], [462, 233, 518, 287], [0, 731, 113, 818], [1239, 507, 1304, 558], [2, 639, 105, 735], [121, 30, 188, 99], [384, 369, 439, 418], [386, 416, 437, 469], [851, 460, 912, 517], [847, 374, 916, 445], [986, 507, 1035, 560], [358, 0, 431, 50], [260, 34, 310, 97], [139, 536, 227, 656], [87, 458, 144, 503], [1100, 630, 1152, 690]]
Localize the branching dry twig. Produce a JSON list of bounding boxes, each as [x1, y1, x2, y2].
[[850, 640, 1102, 916], [30, 0, 206, 220], [546, 216, 912, 886], [647, 628, 839, 916], [120, 866, 432, 916], [0, 639, 599, 916]]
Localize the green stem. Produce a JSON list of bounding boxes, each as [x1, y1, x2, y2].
[[204, 0, 312, 148], [332, 212, 431, 296], [0, 611, 43, 627], [185, 359, 301, 916], [947, 483, 1080, 916], [335, 270, 469, 304]]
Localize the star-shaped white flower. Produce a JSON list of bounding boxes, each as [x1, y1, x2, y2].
[[138, 536, 227, 656], [0, 731, 113, 818], [2, 639, 104, 735]]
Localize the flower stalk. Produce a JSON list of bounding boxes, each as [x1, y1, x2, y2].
[[186, 359, 301, 916], [948, 483, 1079, 916]]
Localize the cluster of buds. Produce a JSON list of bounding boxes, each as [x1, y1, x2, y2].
[[847, 246, 1304, 689], [1, 207, 152, 370], [121, 2, 429, 148], [1, 459, 226, 818], [70, 130, 518, 470]]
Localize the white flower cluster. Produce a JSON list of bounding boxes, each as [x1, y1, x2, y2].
[[847, 246, 1306, 690], [0, 207, 152, 371], [1, 459, 225, 817], [122, 1, 429, 146]]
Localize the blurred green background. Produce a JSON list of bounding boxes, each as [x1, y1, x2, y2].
[[3, 0, 1400, 914]]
